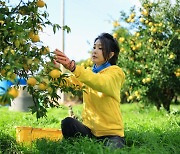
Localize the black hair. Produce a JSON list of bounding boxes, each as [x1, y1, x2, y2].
[[94, 33, 120, 65]]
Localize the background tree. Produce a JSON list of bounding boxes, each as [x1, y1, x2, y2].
[[113, 0, 180, 111]]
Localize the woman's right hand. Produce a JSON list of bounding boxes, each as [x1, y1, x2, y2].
[[54, 49, 76, 72]]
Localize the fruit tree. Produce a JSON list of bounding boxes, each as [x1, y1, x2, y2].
[[0, 0, 83, 118], [112, 0, 180, 111]]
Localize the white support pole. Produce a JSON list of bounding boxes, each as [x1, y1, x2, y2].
[[58, 0, 65, 104], [61, 0, 65, 56]]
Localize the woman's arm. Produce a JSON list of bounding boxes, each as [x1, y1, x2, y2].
[[54, 49, 125, 96], [73, 65, 125, 96]]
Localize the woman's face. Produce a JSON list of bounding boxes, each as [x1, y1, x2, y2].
[[91, 39, 106, 67]]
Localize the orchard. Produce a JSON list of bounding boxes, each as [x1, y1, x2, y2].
[[0, 0, 82, 118], [0, 0, 179, 120], [112, 0, 180, 111], [0, 1, 179, 153]]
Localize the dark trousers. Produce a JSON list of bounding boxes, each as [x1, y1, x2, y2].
[[61, 117, 125, 149]]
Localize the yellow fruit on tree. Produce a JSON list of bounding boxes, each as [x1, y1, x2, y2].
[[27, 77, 37, 86], [152, 28, 157, 33], [120, 47, 125, 52], [175, 72, 180, 77], [132, 46, 136, 51], [148, 22, 153, 27], [130, 19, 135, 23], [29, 31, 34, 38], [145, 20, 149, 24], [38, 83, 47, 90], [176, 68, 180, 73], [49, 69, 61, 78], [126, 18, 131, 23], [136, 42, 142, 48], [1, 69, 6, 76], [140, 18, 144, 23], [135, 32, 140, 37], [141, 10, 149, 16], [130, 13, 135, 18], [159, 23, 163, 27], [4, 47, 10, 54], [31, 34, 40, 42], [41, 47, 50, 55], [136, 69, 141, 74], [130, 41, 134, 45], [119, 37, 125, 43], [128, 95, 134, 101], [148, 38, 153, 43], [134, 91, 139, 96], [146, 77, 151, 83], [169, 54, 175, 59], [142, 79, 145, 83], [0, 20, 5, 25], [113, 33, 118, 38], [8, 87, 19, 98], [37, 0, 45, 8], [142, 78, 149, 83], [143, 3, 148, 8], [113, 21, 120, 27], [10, 49, 15, 55], [125, 91, 129, 96], [136, 95, 140, 99]]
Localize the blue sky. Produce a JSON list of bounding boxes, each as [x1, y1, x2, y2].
[[12, 0, 141, 61], [40, 0, 142, 62], [11, 0, 176, 61]]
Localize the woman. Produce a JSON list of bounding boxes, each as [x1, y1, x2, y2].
[[54, 33, 125, 149]]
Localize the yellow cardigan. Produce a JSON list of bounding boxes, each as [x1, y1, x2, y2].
[[71, 65, 125, 137]]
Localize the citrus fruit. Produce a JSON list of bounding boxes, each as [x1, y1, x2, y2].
[[37, 0, 45, 8], [38, 83, 47, 90], [41, 47, 50, 55], [31, 34, 40, 42], [0, 20, 5, 25], [0, 69, 6, 76], [29, 31, 34, 38], [146, 78, 151, 83], [130, 13, 135, 18], [8, 87, 19, 98], [49, 69, 61, 78], [113, 21, 120, 27], [27, 77, 37, 86], [140, 18, 144, 23], [119, 37, 125, 43]]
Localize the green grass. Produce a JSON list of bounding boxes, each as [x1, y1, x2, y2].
[[0, 103, 180, 154]]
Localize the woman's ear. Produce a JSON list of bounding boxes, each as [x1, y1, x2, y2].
[[109, 52, 114, 59]]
